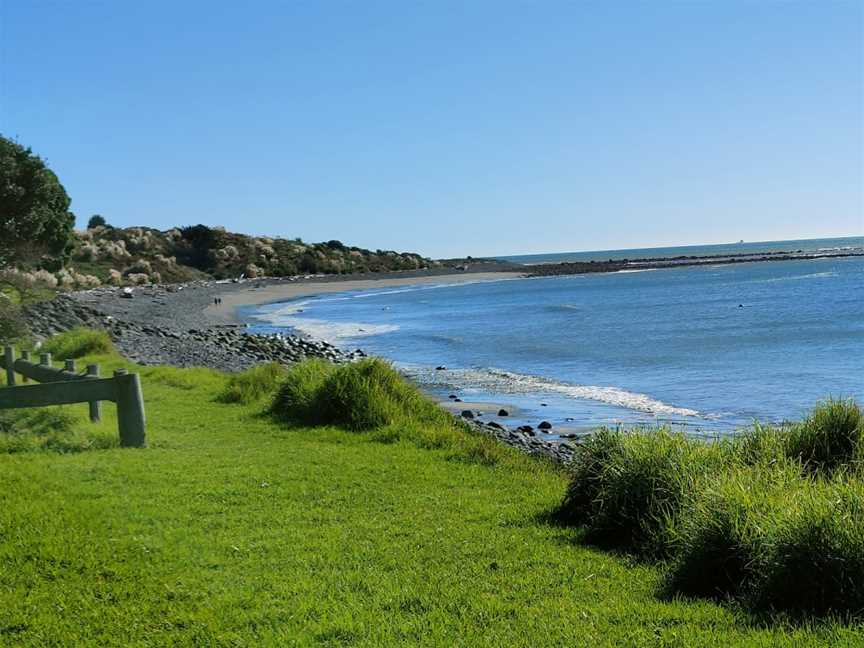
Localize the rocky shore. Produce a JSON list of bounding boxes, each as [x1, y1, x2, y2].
[[20, 278, 580, 463], [24, 285, 364, 372]]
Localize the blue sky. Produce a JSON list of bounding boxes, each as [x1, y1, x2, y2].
[[1, 1, 861, 257]]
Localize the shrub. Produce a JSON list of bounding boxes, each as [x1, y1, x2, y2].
[[786, 398, 863, 474], [0, 300, 29, 345], [752, 477, 864, 619], [218, 363, 288, 405], [41, 327, 113, 360], [87, 214, 107, 229], [553, 428, 731, 557]]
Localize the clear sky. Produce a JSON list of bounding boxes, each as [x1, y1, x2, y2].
[[1, 1, 861, 258]]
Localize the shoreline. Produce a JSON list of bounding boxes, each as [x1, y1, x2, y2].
[[203, 271, 526, 325]]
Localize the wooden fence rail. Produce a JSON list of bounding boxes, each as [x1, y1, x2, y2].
[[0, 346, 145, 447]]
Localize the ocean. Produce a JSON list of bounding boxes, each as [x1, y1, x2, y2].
[[246, 237, 864, 435]]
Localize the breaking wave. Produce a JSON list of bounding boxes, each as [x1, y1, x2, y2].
[[406, 366, 701, 418]]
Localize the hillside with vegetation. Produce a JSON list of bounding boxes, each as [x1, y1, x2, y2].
[[1, 134, 437, 292], [5, 221, 437, 290], [68, 222, 437, 285]]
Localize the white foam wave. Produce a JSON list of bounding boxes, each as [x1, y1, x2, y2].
[[754, 271, 838, 284], [410, 366, 700, 418], [251, 303, 398, 343]]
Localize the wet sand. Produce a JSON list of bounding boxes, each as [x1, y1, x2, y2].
[[204, 271, 525, 324]]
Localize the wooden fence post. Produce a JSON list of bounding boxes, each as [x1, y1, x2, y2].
[[20, 351, 30, 382], [114, 369, 146, 448], [4, 346, 14, 386], [87, 364, 102, 422], [64, 359, 76, 373], [40, 353, 52, 367]]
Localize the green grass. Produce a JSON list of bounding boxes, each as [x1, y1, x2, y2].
[[1, 347, 863, 644], [217, 362, 288, 404], [552, 427, 731, 557], [555, 400, 864, 621], [39, 327, 113, 360], [785, 398, 863, 474]]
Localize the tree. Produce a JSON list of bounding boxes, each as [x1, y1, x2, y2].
[[0, 135, 75, 267], [87, 214, 107, 229], [178, 224, 217, 270]]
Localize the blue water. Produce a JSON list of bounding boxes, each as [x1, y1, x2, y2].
[[498, 236, 863, 265], [248, 251, 864, 435]]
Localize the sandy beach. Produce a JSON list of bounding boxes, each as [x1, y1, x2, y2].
[[204, 271, 526, 324]]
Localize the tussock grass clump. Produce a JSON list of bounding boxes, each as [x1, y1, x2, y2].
[[554, 428, 730, 557], [728, 422, 788, 467], [217, 362, 288, 404], [315, 358, 452, 431], [663, 463, 799, 600], [0, 408, 117, 453], [786, 398, 863, 474], [272, 358, 450, 431], [41, 327, 113, 360], [270, 358, 336, 425], [753, 478, 864, 618], [270, 358, 519, 466]]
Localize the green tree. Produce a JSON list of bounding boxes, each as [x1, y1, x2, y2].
[[87, 214, 107, 229], [178, 224, 217, 270], [0, 135, 75, 267]]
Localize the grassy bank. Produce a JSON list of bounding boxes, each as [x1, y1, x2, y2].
[[1, 334, 862, 645], [554, 401, 864, 621]]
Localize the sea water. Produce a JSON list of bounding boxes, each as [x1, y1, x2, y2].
[[247, 238, 864, 434]]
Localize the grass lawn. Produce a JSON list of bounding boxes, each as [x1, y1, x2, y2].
[[1, 353, 861, 646]]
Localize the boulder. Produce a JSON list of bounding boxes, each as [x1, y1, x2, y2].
[[460, 410, 474, 419], [497, 409, 509, 417], [538, 421, 552, 430]]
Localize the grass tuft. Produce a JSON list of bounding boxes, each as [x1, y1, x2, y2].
[[40, 327, 113, 360], [270, 358, 336, 424], [662, 463, 798, 601], [785, 398, 863, 474], [553, 428, 730, 557], [753, 477, 864, 619], [217, 362, 288, 404], [272, 358, 450, 431], [270, 358, 519, 467], [0, 407, 118, 453]]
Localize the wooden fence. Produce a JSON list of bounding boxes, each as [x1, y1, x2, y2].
[[0, 346, 146, 447]]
